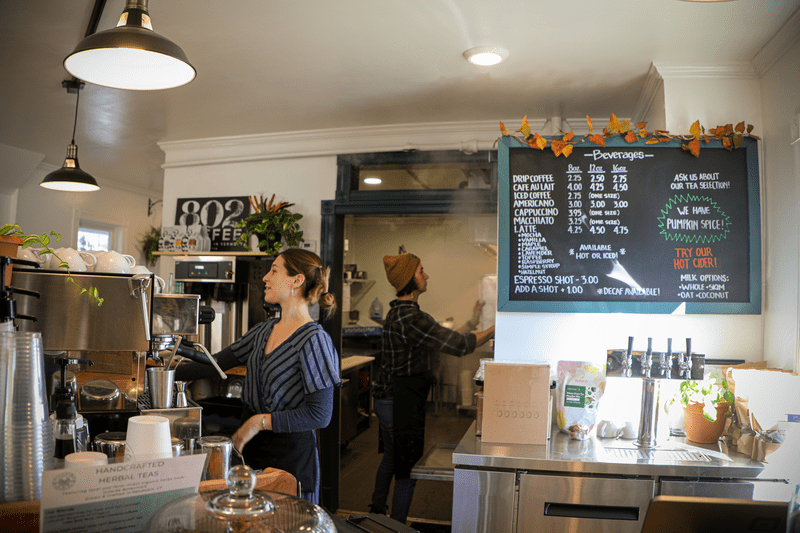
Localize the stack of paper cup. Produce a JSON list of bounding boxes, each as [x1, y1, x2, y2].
[[124, 416, 172, 461], [65, 452, 108, 469]]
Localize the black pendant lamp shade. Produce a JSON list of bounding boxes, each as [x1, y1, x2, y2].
[[40, 81, 100, 192], [63, 0, 195, 91]]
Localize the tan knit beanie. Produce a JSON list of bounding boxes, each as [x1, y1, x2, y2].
[[383, 253, 420, 292]]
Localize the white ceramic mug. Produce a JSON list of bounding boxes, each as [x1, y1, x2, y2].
[[596, 420, 619, 438], [94, 250, 136, 274], [48, 247, 96, 272], [131, 266, 166, 293], [16, 247, 49, 267], [617, 421, 637, 439]]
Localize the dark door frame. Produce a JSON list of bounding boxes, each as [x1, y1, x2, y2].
[[318, 149, 497, 511]]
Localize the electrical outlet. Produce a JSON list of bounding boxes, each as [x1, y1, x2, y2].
[[300, 240, 317, 254]]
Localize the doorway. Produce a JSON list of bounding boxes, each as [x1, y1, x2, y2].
[[318, 150, 498, 510]]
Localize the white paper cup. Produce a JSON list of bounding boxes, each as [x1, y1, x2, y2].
[[65, 451, 108, 469], [124, 415, 172, 461]]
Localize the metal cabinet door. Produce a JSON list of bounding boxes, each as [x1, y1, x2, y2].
[[452, 468, 516, 533], [517, 473, 655, 533]]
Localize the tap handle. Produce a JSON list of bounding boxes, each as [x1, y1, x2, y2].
[[624, 336, 634, 377], [642, 337, 653, 377], [661, 338, 673, 378]]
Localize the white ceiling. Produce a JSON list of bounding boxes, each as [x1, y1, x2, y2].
[[1, 0, 798, 195]]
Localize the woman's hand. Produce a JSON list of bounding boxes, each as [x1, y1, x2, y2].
[[232, 413, 271, 452]]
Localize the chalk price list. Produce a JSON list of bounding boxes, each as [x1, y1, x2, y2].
[[511, 160, 635, 298], [510, 155, 740, 302]]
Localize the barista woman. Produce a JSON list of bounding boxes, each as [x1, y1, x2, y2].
[[175, 248, 340, 504], [370, 253, 494, 523]]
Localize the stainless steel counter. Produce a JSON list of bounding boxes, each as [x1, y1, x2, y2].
[[454, 421, 769, 479], [451, 422, 790, 533]]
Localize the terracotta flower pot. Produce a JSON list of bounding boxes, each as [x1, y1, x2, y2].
[[0, 235, 23, 287], [683, 401, 728, 444]]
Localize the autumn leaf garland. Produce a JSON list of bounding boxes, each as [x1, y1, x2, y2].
[[497, 114, 759, 158]]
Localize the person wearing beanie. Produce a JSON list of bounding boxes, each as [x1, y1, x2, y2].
[[369, 253, 494, 523]]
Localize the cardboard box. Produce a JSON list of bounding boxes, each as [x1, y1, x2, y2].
[[481, 362, 550, 445]]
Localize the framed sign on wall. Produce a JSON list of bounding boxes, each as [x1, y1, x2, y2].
[[174, 196, 250, 252], [497, 135, 761, 314]]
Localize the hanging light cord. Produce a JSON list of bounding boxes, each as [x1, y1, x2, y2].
[[71, 88, 80, 145]]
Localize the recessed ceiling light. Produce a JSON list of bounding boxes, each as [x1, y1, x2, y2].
[[463, 46, 508, 66], [363, 177, 382, 185]]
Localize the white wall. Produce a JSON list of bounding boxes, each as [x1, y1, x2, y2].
[[14, 164, 161, 269], [0, 191, 18, 223], [758, 40, 800, 371], [160, 156, 338, 251]]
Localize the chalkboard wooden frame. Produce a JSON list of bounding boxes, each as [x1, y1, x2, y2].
[[497, 135, 761, 314]]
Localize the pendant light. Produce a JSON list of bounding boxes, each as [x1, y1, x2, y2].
[[40, 80, 100, 192], [63, 0, 195, 91]]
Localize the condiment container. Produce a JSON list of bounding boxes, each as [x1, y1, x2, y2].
[[145, 465, 336, 532]]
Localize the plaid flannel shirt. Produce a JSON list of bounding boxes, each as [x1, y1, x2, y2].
[[373, 299, 477, 399]]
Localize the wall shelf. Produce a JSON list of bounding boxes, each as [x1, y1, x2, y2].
[[345, 279, 375, 308], [153, 251, 269, 256]]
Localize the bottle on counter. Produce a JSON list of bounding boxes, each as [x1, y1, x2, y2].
[[369, 297, 383, 321], [53, 398, 78, 469]]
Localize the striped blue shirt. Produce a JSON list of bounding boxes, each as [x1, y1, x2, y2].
[[231, 319, 341, 416]]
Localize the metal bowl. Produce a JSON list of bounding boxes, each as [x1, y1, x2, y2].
[[80, 379, 120, 410]]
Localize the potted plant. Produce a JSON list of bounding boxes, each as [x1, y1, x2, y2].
[[0, 223, 103, 305], [234, 195, 304, 254], [668, 376, 735, 443], [137, 225, 161, 267]]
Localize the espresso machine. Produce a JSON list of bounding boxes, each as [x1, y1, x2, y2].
[[12, 267, 223, 449]]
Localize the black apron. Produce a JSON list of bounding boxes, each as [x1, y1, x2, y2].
[[392, 372, 433, 480], [241, 406, 317, 491]]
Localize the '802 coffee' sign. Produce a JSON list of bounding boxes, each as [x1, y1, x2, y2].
[[175, 196, 250, 252]]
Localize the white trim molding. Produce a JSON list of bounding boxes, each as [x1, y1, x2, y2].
[[654, 63, 759, 80], [158, 118, 603, 168]]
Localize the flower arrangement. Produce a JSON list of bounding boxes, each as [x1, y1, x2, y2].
[[234, 195, 304, 254], [0, 223, 103, 305], [671, 376, 735, 422]]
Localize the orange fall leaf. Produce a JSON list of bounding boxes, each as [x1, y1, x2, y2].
[[624, 131, 637, 143], [520, 116, 531, 138], [563, 130, 574, 142], [689, 120, 702, 139], [588, 134, 605, 147], [587, 116, 594, 133], [561, 144, 573, 157]]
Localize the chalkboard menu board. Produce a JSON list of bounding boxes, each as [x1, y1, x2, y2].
[[497, 136, 761, 314]]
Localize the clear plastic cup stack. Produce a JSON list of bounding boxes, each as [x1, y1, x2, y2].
[[1, 331, 53, 502]]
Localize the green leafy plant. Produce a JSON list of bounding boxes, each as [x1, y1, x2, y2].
[[667, 376, 735, 422], [1, 223, 103, 306], [234, 195, 304, 254], [137, 226, 161, 267]]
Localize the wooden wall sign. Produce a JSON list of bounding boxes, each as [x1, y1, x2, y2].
[[497, 136, 761, 314]]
